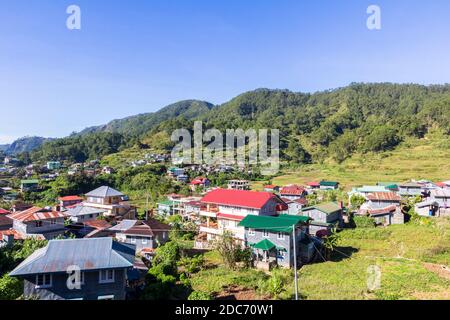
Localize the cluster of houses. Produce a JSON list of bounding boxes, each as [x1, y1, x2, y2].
[[1, 185, 172, 300], [349, 180, 450, 226]]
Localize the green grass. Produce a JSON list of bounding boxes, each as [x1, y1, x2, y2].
[[190, 218, 450, 300], [252, 136, 450, 191]]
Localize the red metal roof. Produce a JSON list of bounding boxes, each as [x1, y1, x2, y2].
[[367, 192, 401, 202], [59, 196, 83, 201], [8, 207, 67, 222], [201, 189, 278, 209], [216, 213, 246, 221], [83, 220, 112, 230], [0, 229, 26, 240], [191, 177, 209, 185], [0, 208, 11, 215], [264, 185, 278, 189], [280, 185, 306, 195], [308, 182, 320, 187], [436, 182, 447, 188]]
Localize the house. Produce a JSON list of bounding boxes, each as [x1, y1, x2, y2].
[[190, 177, 210, 191], [398, 182, 422, 197], [183, 200, 207, 221], [67, 220, 112, 239], [349, 186, 390, 200], [196, 189, 286, 246], [361, 192, 402, 210], [65, 205, 107, 224], [430, 189, 450, 215], [9, 238, 135, 300], [115, 219, 171, 259], [227, 180, 250, 191], [301, 202, 344, 236], [376, 182, 399, 192], [279, 185, 307, 201], [108, 219, 139, 234], [0, 214, 12, 231], [46, 161, 61, 171], [0, 229, 25, 248], [12, 202, 33, 213], [415, 200, 439, 217], [101, 166, 115, 175], [239, 214, 313, 269], [319, 181, 339, 190], [84, 186, 136, 220], [59, 196, 83, 209], [168, 167, 185, 178], [307, 182, 321, 190], [263, 185, 279, 193], [278, 198, 308, 215], [7, 207, 67, 240], [157, 200, 175, 216], [20, 179, 39, 192]]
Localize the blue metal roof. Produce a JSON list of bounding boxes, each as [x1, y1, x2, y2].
[[86, 186, 124, 198], [10, 238, 135, 276]]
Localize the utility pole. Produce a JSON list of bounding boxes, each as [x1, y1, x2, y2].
[[292, 225, 299, 300]]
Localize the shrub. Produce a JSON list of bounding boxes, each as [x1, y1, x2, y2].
[[353, 216, 376, 229], [188, 291, 212, 300], [0, 275, 23, 300]]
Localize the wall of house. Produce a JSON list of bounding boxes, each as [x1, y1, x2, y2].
[[245, 229, 293, 267], [432, 197, 449, 209], [22, 269, 128, 300], [399, 187, 421, 196], [368, 200, 401, 209], [218, 205, 259, 216], [13, 218, 65, 236], [118, 234, 154, 250], [302, 209, 327, 224]]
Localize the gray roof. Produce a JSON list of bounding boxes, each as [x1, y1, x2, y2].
[[108, 219, 139, 232], [9, 238, 135, 276], [66, 205, 107, 217], [86, 186, 124, 198]]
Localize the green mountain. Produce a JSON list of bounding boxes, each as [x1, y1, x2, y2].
[[78, 100, 215, 137], [2, 136, 52, 155], [30, 83, 450, 164]]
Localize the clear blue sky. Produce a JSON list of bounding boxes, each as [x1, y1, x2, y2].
[[1, 0, 449, 143]]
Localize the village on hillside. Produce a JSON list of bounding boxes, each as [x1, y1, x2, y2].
[[0, 153, 449, 300]]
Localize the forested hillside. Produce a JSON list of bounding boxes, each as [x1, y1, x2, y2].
[[29, 83, 450, 164], [1, 136, 52, 155]]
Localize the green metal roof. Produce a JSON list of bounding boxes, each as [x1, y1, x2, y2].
[[253, 239, 276, 251], [20, 179, 39, 184], [320, 180, 339, 187], [238, 214, 311, 233], [158, 200, 174, 206], [303, 202, 342, 215]]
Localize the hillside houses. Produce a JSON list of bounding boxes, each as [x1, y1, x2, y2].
[[279, 185, 307, 201], [196, 189, 286, 247], [302, 202, 344, 236]]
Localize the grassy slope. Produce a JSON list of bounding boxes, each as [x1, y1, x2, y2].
[[253, 135, 450, 191], [190, 219, 450, 300]]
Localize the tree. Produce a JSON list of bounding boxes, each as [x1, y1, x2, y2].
[[213, 231, 241, 270], [0, 274, 23, 300]]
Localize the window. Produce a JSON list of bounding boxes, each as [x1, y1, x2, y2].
[[277, 232, 285, 240], [142, 237, 148, 245], [50, 220, 57, 225], [130, 236, 136, 244], [99, 270, 115, 284], [35, 274, 52, 288], [35, 221, 43, 228], [248, 229, 255, 236], [262, 230, 269, 238], [98, 295, 114, 300]]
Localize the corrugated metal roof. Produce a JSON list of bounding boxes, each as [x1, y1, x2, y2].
[[10, 238, 135, 276], [239, 214, 311, 233], [66, 205, 107, 217], [303, 202, 342, 215], [8, 207, 67, 222], [86, 186, 124, 198], [108, 219, 138, 231]]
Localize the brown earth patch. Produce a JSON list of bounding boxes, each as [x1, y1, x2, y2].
[[423, 263, 450, 280], [215, 285, 271, 300]]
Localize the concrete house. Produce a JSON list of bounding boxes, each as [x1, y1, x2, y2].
[[279, 185, 307, 201], [319, 181, 340, 190], [197, 189, 286, 245], [430, 189, 450, 216], [301, 202, 344, 235], [115, 219, 171, 259], [279, 198, 308, 215], [398, 182, 422, 197], [359, 192, 404, 225], [84, 186, 136, 220], [7, 207, 67, 240], [58, 196, 83, 209], [65, 205, 107, 224], [239, 214, 312, 269], [9, 238, 135, 300], [415, 200, 439, 217], [20, 179, 39, 192]]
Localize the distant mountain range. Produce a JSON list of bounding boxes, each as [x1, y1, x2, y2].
[[0, 136, 53, 155], [22, 83, 450, 164]]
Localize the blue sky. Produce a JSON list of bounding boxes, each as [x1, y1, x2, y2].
[[1, 0, 449, 143]]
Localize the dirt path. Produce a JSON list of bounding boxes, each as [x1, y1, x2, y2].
[[423, 263, 450, 280]]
